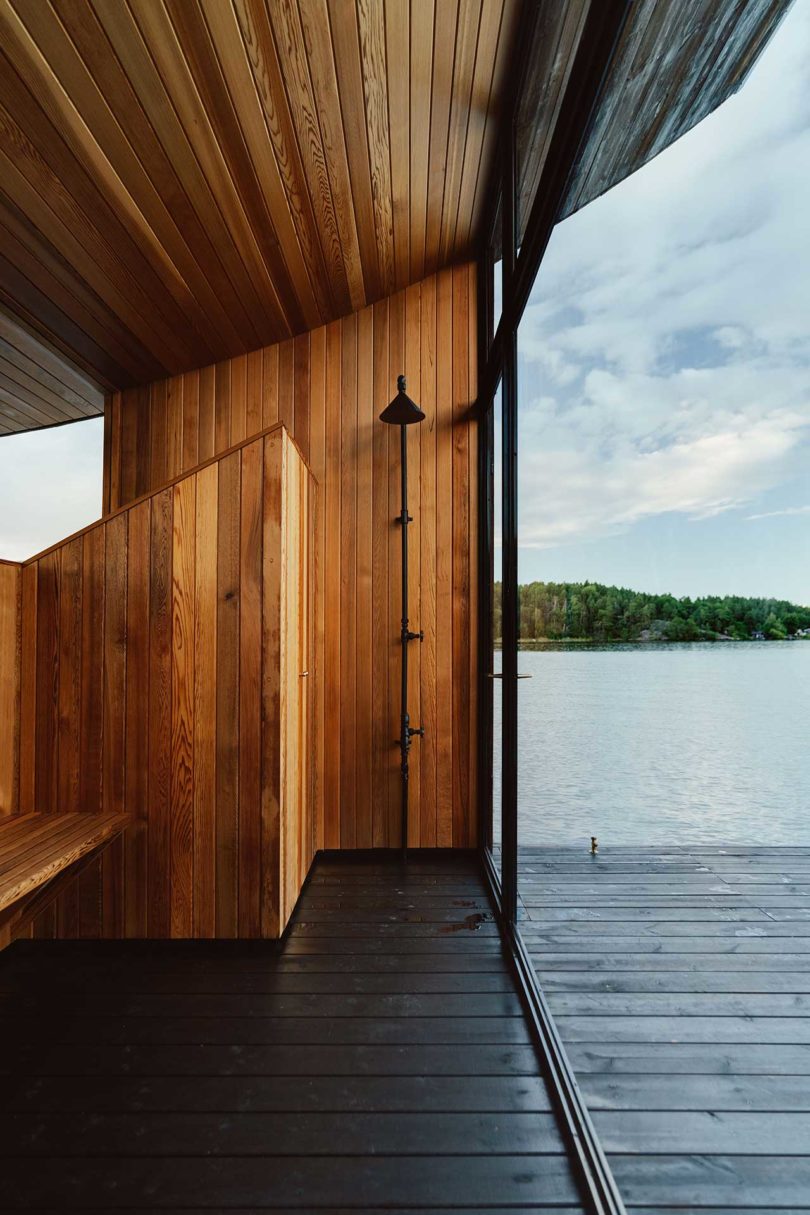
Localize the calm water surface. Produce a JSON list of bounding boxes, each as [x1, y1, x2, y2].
[[493, 642, 810, 846]]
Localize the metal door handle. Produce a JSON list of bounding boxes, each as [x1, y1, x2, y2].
[[486, 672, 532, 679], [300, 670, 309, 677]]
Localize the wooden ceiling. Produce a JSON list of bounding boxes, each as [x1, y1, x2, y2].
[[561, 0, 791, 219], [0, 0, 519, 433], [0, 0, 789, 436], [0, 304, 105, 433]]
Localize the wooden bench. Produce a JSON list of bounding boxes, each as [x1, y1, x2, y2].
[[0, 813, 129, 932]]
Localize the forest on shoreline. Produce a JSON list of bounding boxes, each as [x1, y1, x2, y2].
[[492, 581, 810, 643]]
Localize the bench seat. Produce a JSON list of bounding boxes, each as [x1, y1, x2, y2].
[[0, 812, 130, 915]]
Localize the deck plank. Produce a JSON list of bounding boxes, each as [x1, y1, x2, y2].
[[523, 844, 810, 1211], [0, 852, 582, 1212]]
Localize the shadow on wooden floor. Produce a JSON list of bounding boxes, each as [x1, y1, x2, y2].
[[0, 851, 585, 1212]]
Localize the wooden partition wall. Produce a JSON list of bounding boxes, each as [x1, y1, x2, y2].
[[7, 425, 315, 942], [105, 265, 479, 850], [0, 560, 21, 818]]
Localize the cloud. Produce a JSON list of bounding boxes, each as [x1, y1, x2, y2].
[[517, 1, 810, 552], [0, 420, 103, 560], [747, 504, 810, 521]]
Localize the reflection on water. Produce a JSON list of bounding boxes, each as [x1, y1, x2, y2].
[[493, 642, 810, 846]]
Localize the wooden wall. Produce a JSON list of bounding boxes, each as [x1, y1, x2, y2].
[[105, 264, 479, 850], [0, 560, 21, 816], [12, 425, 315, 941]]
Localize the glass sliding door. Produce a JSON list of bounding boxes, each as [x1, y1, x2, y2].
[[481, 351, 518, 916], [488, 382, 504, 881]]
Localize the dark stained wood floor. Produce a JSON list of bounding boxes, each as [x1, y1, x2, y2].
[[522, 845, 810, 1214], [0, 852, 584, 1212]]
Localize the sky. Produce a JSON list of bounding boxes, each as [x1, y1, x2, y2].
[[1, 2, 808, 604], [516, 0, 810, 604], [0, 419, 103, 560]]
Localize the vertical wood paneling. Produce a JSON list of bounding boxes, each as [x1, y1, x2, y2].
[[47, 541, 84, 930], [293, 333, 310, 462], [370, 298, 389, 846], [14, 423, 315, 945], [404, 283, 421, 846], [8, 277, 477, 949], [216, 452, 240, 937], [109, 394, 122, 515], [435, 267, 455, 846], [281, 446, 300, 925], [261, 428, 283, 937], [451, 263, 471, 846], [246, 349, 263, 438], [104, 265, 478, 852], [262, 344, 279, 429], [0, 562, 21, 816], [148, 488, 173, 936], [355, 306, 373, 847], [198, 364, 216, 465], [124, 499, 150, 935], [339, 312, 357, 848], [101, 513, 128, 938], [35, 552, 59, 815], [18, 564, 37, 815], [150, 380, 168, 490], [182, 369, 200, 474], [214, 361, 231, 456], [170, 476, 195, 936], [193, 463, 217, 937], [239, 439, 263, 935], [419, 273, 438, 846], [278, 340, 295, 435], [167, 376, 184, 484], [79, 528, 104, 816], [323, 320, 342, 850], [387, 289, 405, 844], [103, 515, 128, 816], [308, 326, 326, 853], [230, 353, 247, 446]]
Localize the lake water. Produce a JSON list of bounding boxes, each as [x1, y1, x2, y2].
[[492, 642, 810, 847]]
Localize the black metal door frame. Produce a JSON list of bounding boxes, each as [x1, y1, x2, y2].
[[474, 3, 632, 1211]]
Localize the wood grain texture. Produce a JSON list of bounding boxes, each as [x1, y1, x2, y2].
[[106, 267, 479, 851], [0, 854, 579, 1213], [0, 0, 519, 424], [0, 560, 21, 815], [560, 0, 792, 221], [0, 812, 128, 914], [9, 425, 315, 943], [0, 303, 104, 434], [526, 845, 810, 1211]]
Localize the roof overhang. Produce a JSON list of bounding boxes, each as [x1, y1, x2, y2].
[[0, 0, 791, 436]]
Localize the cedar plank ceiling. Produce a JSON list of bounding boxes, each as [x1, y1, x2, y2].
[[0, 0, 790, 436], [0, 0, 520, 409], [0, 303, 104, 432]]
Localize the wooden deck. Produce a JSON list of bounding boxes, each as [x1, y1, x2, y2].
[[0, 852, 584, 1212], [522, 845, 810, 1213]]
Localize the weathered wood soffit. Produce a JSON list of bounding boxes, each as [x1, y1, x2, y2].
[[0, 0, 790, 436], [559, 0, 792, 223]]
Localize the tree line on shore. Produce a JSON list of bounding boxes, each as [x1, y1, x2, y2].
[[491, 580, 810, 643]]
